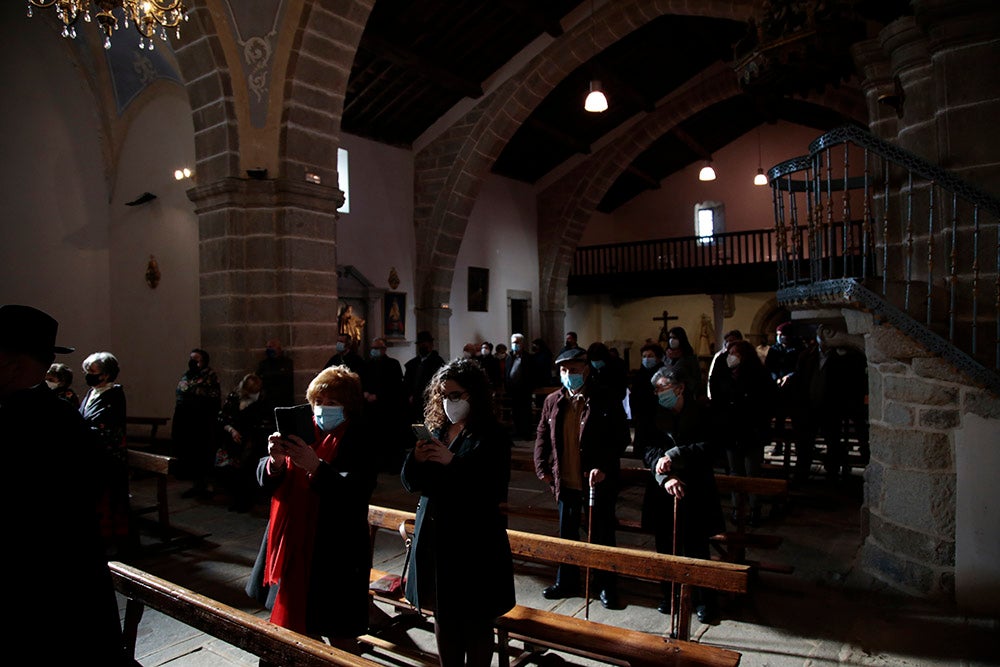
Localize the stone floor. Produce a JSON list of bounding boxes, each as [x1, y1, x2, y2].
[[116, 441, 999, 667]]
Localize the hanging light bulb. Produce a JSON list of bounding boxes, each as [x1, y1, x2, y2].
[[585, 80, 608, 113], [699, 160, 716, 181], [753, 127, 768, 185], [583, 0, 608, 113]]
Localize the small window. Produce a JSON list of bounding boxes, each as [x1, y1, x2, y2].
[[694, 201, 724, 245], [337, 147, 350, 213]]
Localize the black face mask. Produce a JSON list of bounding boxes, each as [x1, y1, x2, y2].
[[188, 359, 200, 372], [85, 373, 103, 387]]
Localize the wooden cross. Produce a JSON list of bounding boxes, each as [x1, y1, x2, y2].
[[653, 310, 678, 343]]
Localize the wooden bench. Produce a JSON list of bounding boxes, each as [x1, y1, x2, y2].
[[110, 561, 380, 667], [505, 462, 792, 574], [127, 449, 176, 538], [126, 415, 169, 446], [366, 505, 746, 667]]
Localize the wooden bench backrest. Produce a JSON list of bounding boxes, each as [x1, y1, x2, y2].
[[618, 466, 789, 497], [367, 505, 749, 594], [110, 561, 380, 667]]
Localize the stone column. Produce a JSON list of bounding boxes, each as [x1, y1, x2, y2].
[[538, 308, 566, 355], [917, 0, 1000, 194], [414, 305, 452, 359], [187, 177, 343, 400]]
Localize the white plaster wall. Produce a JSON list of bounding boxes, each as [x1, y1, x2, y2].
[[0, 10, 113, 387], [335, 133, 414, 365], [108, 92, 198, 420], [566, 292, 775, 371], [451, 174, 539, 360], [581, 122, 824, 245], [954, 413, 1000, 613]]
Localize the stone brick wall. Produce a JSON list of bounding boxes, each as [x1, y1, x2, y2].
[[846, 310, 1000, 601]]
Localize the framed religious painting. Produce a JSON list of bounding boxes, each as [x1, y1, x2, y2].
[[468, 267, 489, 312], [384, 292, 406, 339]]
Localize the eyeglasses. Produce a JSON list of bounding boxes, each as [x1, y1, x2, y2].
[[444, 391, 467, 401]]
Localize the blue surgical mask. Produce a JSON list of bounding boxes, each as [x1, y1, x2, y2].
[[657, 390, 679, 410], [642, 357, 659, 369], [591, 360, 605, 370], [562, 373, 585, 392], [511, 343, 521, 352], [370, 349, 382, 358], [335, 342, 346, 353], [314, 405, 345, 432]]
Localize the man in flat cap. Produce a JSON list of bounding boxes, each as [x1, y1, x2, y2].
[[533, 347, 629, 609], [0, 304, 128, 663]]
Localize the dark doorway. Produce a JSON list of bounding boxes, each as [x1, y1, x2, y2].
[[510, 297, 529, 337]]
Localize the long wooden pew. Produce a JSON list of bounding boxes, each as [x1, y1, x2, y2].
[[110, 561, 382, 667], [367, 505, 746, 667]]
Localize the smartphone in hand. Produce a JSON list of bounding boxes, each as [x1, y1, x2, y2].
[[411, 423, 433, 441], [274, 404, 316, 445]]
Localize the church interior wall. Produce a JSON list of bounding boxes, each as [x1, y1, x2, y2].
[[582, 122, 826, 245], [0, 14, 115, 398], [108, 93, 199, 421], [449, 173, 539, 360], [566, 291, 776, 372]]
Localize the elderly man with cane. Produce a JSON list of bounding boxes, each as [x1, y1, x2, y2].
[[636, 368, 725, 624], [534, 347, 629, 610]]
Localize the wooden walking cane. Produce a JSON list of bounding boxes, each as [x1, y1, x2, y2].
[[584, 483, 595, 620], [669, 493, 680, 639]]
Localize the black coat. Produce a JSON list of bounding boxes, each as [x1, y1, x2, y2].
[[400, 424, 515, 622], [3, 384, 126, 662], [246, 419, 377, 637], [403, 351, 445, 422]]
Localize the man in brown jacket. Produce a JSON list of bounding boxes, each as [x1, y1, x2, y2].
[[534, 347, 629, 609]]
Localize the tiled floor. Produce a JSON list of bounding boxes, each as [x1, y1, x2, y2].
[[117, 442, 998, 667]]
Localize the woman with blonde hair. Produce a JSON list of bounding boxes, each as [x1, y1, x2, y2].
[[246, 365, 376, 660]]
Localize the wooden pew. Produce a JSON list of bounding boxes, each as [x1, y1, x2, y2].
[[366, 505, 746, 667], [127, 449, 176, 539], [126, 415, 169, 446], [110, 561, 380, 667], [506, 462, 792, 574]]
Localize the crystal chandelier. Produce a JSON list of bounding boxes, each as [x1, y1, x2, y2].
[[27, 1, 188, 50]]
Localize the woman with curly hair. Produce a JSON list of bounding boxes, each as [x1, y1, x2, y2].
[[401, 358, 515, 667], [246, 364, 377, 660]]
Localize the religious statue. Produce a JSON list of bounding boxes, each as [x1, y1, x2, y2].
[[338, 304, 365, 347], [697, 313, 716, 357]]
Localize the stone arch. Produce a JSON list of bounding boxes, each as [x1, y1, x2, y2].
[[412, 0, 756, 334], [277, 0, 375, 184], [171, 4, 241, 183], [536, 63, 744, 313]]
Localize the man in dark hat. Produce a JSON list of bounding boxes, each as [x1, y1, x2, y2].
[[533, 347, 629, 609], [0, 305, 128, 663], [403, 330, 445, 424]]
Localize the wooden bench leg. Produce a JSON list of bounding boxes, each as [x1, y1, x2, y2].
[[677, 584, 692, 641], [496, 627, 511, 667], [156, 475, 170, 539], [122, 597, 145, 660]]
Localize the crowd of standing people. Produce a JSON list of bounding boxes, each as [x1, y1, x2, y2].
[[5, 297, 870, 666]]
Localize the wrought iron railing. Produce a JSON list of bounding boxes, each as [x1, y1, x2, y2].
[[770, 125, 1000, 384]]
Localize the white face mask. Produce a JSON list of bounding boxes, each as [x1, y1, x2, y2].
[[443, 397, 471, 424], [45, 380, 59, 390], [668, 338, 680, 350], [726, 354, 740, 369], [246, 392, 260, 403]]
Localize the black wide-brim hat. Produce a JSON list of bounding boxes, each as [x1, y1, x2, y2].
[[0, 304, 74, 360]]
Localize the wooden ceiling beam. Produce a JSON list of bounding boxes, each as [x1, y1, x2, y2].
[[496, 0, 565, 37], [625, 164, 661, 189], [670, 126, 713, 161], [526, 117, 591, 155], [360, 32, 483, 99]]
